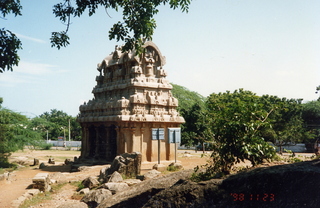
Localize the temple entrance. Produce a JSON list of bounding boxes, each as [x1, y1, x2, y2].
[[106, 125, 117, 161], [98, 125, 107, 159], [88, 126, 96, 158]]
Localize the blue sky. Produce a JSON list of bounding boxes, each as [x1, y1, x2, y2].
[[1, 0, 319, 117]]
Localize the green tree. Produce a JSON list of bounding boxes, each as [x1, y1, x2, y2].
[[0, 98, 43, 166], [260, 96, 306, 153], [171, 83, 207, 148], [39, 109, 81, 141], [181, 103, 211, 151], [171, 83, 206, 113], [301, 101, 320, 151], [205, 89, 276, 174], [0, 0, 22, 72], [1, 0, 191, 72]]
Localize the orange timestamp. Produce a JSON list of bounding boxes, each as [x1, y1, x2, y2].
[[230, 193, 275, 202]]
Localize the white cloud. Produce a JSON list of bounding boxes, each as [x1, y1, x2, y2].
[[15, 33, 46, 44], [14, 61, 58, 75], [0, 61, 66, 86]]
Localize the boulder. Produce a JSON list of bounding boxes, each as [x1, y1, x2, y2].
[[108, 171, 123, 183], [107, 152, 142, 178], [123, 179, 142, 186], [81, 176, 100, 189], [78, 188, 90, 195], [81, 189, 112, 207], [32, 173, 51, 192], [98, 166, 110, 183], [103, 182, 129, 194], [144, 169, 161, 180], [49, 172, 68, 184], [97, 169, 194, 208]]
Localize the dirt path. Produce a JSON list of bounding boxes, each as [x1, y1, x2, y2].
[[0, 168, 39, 207], [0, 149, 210, 208]]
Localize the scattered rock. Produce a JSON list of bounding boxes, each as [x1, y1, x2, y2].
[[97, 169, 194, 208], [183, 154, 193, 158], [81, 176, 99, 189], [48, 158, 55, 164], [153, 163, 166, 172], [39, 162, 46, 169], [78, 188, 90, 195], [81, 189, 112, 207], [0, 171, 9, 181], [98, 166, 110, 183], [107, 171, 123, 183], [168, 162, 183, 170], [144, 169, 161, 180], [123, 179, 142, 186], [32, 173, 51, 192], [65, 159, 72, 165], [107, 152, 142, 178], [49, 172, 68, 184], [103, 182, 129, 194], [33, 158, 39, 166]]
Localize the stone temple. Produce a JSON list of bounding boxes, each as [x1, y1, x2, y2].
[[77, 41, 184, 163]]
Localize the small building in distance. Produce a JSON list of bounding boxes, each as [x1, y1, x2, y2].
[[77, 41, 184, 163]]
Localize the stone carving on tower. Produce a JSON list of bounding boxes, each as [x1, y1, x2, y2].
[[77, 41, 184, 163]]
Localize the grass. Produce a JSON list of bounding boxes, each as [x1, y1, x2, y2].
[[19, 182, 70, 208], [70, 180, 85, 191], [19, 192, 52, 208]]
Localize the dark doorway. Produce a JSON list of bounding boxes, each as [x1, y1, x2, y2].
[[106, 125, 117, 161], [88, 126, 96, 158]]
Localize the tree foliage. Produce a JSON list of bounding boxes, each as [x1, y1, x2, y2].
[[301, 101, 320, 145], [206, 89, 276, 174], [171, 83, 206, 113], [39, 109, 81, 141], [259, 96, 306, 152], [171, 83, 207, 147], [181, 103, 211, 149], [51, 0, 191, 52], [0, 0, 22, 73], [0, 98, 43, 166], [0, 0, 191, 72]]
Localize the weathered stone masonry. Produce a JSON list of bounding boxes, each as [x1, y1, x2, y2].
[[77, 42, 184, 162]]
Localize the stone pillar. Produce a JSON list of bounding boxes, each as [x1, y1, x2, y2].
[[123, 127, 129, 153], [130, 127, 137, 153], [80, 125, 86, 158], [140, 127, 145, 161], [84, 126, 90, 158]]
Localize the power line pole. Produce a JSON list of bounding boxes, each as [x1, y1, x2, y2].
[[68, 119, 71, 141]]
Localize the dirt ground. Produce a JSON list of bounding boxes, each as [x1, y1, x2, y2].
[[0, 149, 211, 208], [0, 149, 314, 208]]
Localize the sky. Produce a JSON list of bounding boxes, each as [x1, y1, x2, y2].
[[1, 0, 319, 117]]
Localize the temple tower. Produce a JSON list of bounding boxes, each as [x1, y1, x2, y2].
[[77, 42, 184, 162]]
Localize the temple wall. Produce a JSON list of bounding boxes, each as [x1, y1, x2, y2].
[[77, 42, 184, 163]]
